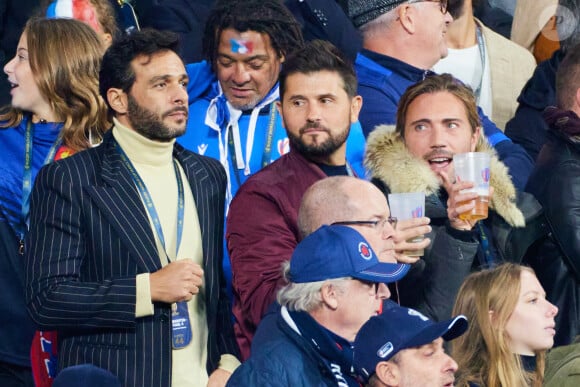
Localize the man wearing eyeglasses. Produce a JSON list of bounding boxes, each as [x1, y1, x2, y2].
[[348, 0, 534, 191], [226, 40, 425, 361], [227, 225, 409, 386], [298, 176, 431, 266]]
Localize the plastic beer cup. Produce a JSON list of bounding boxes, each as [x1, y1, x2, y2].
[[388, 192, 426, 257], [452, 152, 491, 221]]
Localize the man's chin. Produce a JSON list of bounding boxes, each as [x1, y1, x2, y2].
[[172, 127, 187, 138], [225, 94, 261, 111]]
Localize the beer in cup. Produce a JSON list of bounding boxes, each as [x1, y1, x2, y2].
[[452, 152, 491, 221]]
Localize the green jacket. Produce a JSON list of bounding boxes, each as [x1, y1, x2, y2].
[[544, 338, 580, 387]]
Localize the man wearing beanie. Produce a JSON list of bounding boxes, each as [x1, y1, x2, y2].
[[348, 0, 534, 191], [227, 225, 409, 386], [354, 305, 467, 387]]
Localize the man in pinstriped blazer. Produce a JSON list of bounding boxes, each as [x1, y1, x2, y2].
[[24, 29, 239, 387]]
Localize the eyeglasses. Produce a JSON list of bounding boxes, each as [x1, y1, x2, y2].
[[356, 279, 381, 295], [332, 217, 398, 230], [407, 0, 448, 14]]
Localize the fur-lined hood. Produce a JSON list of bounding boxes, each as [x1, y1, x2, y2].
[[364, 125, 525, 227]]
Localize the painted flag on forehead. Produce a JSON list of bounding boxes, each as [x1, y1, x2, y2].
[[45, 0, 102, 32]]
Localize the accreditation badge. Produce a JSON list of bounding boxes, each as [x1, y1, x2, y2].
[[172, 302, 192, 349]]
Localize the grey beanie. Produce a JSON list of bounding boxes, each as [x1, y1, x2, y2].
[[348, 0, 408, 28]]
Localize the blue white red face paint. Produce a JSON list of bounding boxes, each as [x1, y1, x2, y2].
[[46, 0, 102, 33], [229, 39, 254, 55]]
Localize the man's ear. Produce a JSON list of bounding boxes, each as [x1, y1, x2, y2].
[[107, 88, 129, 115], [350, 95, 363, 123], [470, 126, 482, 152], [320, 282, 340, 310], [398, 5, 417, 35], [101, 33, 113, 49], [275, 100, 286, 129], [376, 360, 400, 386]]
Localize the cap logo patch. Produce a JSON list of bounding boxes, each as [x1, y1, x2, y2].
[[377, 342, 394, 358], [358, 242, 373, 260]]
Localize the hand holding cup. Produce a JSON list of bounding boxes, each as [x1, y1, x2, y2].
[[388, 192, 428, 257], [452, 152, 491, 222]]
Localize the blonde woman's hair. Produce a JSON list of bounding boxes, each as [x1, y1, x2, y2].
[[0, 17, 110, 151], [452, 263, 546, 387]]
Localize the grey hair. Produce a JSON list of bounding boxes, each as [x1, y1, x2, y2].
[[359, 8, 399, 40], [277, 261, 350, 312]]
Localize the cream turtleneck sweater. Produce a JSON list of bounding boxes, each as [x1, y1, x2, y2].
[[112, 119, 238, 385]]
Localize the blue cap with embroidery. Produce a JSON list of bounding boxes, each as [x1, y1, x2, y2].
[[354, 306, 468, 381], [289, 225, 409, 283]]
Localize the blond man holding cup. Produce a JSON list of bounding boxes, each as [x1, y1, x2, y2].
[[364, 74, 537, 323]]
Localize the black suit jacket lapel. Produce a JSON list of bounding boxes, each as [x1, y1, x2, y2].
[[174, 145, 210, 268], [85, 134, 161, 273]]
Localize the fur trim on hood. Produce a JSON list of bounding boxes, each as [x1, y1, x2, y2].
[[364, 125, 525, 227]]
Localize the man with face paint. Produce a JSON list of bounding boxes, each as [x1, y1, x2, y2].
[[433, 0, 536, 131], [25, 29, 239, 387], [180, 0, 367, 207], [225, 39, 425, 361], [179, 0, 369, 316]]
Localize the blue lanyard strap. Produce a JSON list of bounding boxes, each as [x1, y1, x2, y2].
[[116, 143, 184, 260], [227, 101, 277, 186], [261, 102, 277, 168], [19, 119, 62, 251]]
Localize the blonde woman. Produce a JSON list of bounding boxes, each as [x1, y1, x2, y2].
[[0, 17, 108, 386], [452, 263, 558, 387]]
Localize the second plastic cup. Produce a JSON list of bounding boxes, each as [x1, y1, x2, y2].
[[387, 192, 425, 257], [452, 152, 491, 221]]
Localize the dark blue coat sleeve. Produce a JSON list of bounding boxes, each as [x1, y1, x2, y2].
[[479, 107, 533, 191]]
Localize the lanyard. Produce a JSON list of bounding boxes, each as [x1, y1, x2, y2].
[[19, 120, 62, 253], [227, 101, 277, 187], [473, 24, 486, 102], [116, 143, 184, 260]]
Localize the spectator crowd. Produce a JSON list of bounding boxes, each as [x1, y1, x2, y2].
[[0, 0, 579, 386]]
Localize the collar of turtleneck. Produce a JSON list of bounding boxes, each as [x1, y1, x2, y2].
[[112, 118, 175, 166]]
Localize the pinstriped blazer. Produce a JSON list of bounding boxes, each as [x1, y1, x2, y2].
[[25, 130, 239, 387]]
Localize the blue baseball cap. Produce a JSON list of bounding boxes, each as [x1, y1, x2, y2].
[[289, 225, 409, 284], [354, 306, 468, 381]]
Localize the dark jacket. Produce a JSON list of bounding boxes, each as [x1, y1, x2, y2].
[[25, 130, 239, 386], [227, 306, 355, 387], [366, 125, 544, 322], [505, 49, 565, 161], [526, 127, 580, 347], [355, 49, 534, 191]]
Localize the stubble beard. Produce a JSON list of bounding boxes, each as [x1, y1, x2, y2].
[[126, 94, 187, 142]]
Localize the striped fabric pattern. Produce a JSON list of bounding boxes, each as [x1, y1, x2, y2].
[[25, 131, 238, 386]]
